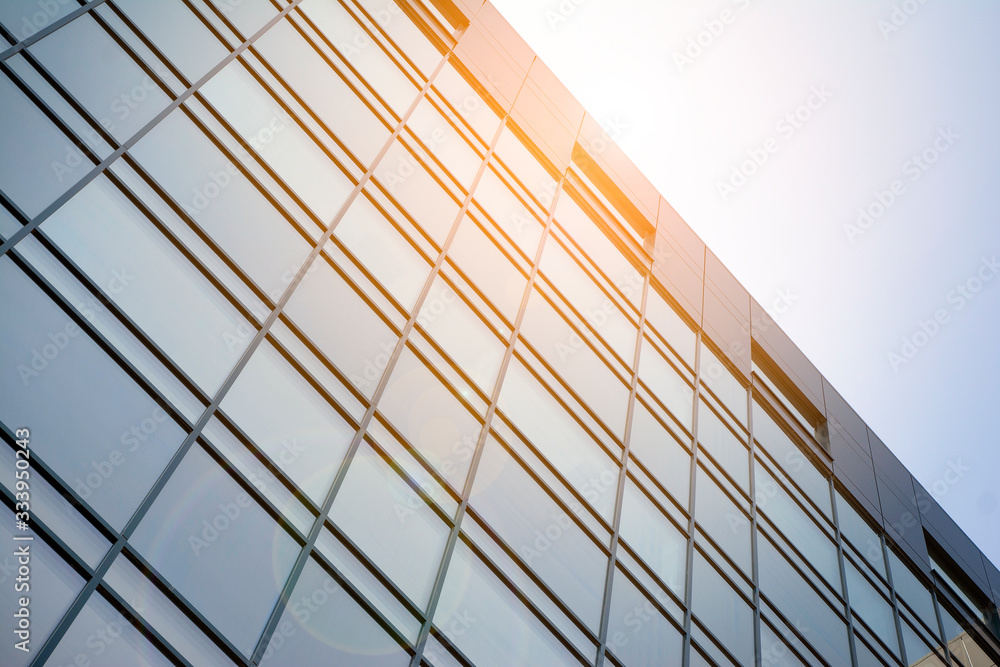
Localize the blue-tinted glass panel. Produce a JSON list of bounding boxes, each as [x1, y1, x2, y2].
[[0, 258, 186, 530], [639, 337, 694, 432], [130, 444, 301, 654], [695, 468, 751, 574], [692, 553, 755, 667], [619, 479, 686, 595], [628, 398, 691, 509], [259, 558, 411, 666], [698, 401, 748, 491], [753, 398, 831, 516], [846, 559, 900, 658], [606, 567, 683, 667], [0, 1, 77, 41]]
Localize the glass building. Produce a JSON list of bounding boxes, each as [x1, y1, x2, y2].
[[1, 0, 998, 665]]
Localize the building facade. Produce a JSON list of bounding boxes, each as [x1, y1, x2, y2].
[[1, 0, 999, 665]]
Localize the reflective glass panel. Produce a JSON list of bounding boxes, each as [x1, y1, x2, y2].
[[619, 479, 686, 595]]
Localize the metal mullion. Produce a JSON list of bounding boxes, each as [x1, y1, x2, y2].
[[244, 47, 459, 665], [97, 583, 195, 667], [408, 136, 567, 667], [883, 535, 912, 665], [424, 627, 475, 667], [597, 269, 651, 665], [746, 358, 766, 667], [0, 0, 112, 63], [120, 546, 252, 665], [0, 0, 307, 259], [680, 329, 703, 667]]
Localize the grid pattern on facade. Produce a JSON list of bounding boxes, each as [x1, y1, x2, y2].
[[0, 1, 998, 666]]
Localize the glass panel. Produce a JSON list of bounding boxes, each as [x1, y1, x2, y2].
[[434, 540, 579, 667], [334, 193, 431, 312], [406, 97, 483, 190], [836, 490, 885, 577], [254, 17, 392, 168], [0, 514, 83, 667], [45, 593, 173, 667], [354, 0, 441, 76], [129, 108, 315, 303], [846, 559, 900, 658], [628, 398, 691, 509], [0, 0, 77, 41], [472, 163, 544, 260], [696, 467, 751, 574], [759, 621, 809, 667], [606, 567, 683, 666], [330, 442, 450, 608], [758, 534, 852, 667], [471, 437, 607, 630], [755, 462, 840, 590], [692, 553, 755, 667], [129, 444, 301, 654], [0, 258, 186, 530], [259, 557, 411, 666], [887, 549, 938, 635], [220, 340, 357, 504], [493, 126, 558, 211], [0, 72, 95, 217], [520, 287, 630, 437], [115, 0, 230, 83], [900, 617, 947, 667], [540, 235, 637, 363], [377, 347, 482, 491], [373, 140, 461, 248], [497, 357, 619, 521], [103, 554, 239, 667], [200, 60, 354, 222], [29, 13, 172, 143], [417, 276, 505, 395], [41, 175, 252, 393], [283, 253, 399, 399], [447, 214, 528, 323], [639, 337, 694, 432], [698, 401, 748, 491], [619, 479, 686, 595], [645, 286, 696, 367], [432, 62, 502, 145], [298, 0, 420, 115], [700, 344, 747, 426], [206, 0, 278, 37], [753, 399, 831, 516]]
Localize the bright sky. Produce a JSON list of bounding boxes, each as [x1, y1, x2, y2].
[[490, 0, 1000, 569]]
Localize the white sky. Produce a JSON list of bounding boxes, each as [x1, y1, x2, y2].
[[490, 0, 1000, 569]]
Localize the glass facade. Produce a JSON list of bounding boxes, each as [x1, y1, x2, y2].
[[1, 1, 998, 666]]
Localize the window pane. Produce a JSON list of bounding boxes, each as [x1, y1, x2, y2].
[[639, 337, 694, 432], [836, 490, 885, 576], [406, 97, 483, 190], [846, 559, 900, 658], [220, 340, 357, 503], [200, 61, 354, 222], [645, 286, 696, 367], [377, 347, 482, 491], [472, 164, 544, 260], [434, 540, 579, 667], [755, 462, 839, 590], [887, 550, 938, 635], [759, 621, 809, 667], [254, 17, 391, 168], [115, 0, 229, 83], [692, 554, 755, 667], [259, 557, 410, 666], [334, 192, 431, 312], [129, 108, 315, 302], [330, 443, 449, 607], [619, 479, 686, 595], [697, 401, 748, 490], [606, 567, 683, 666], [0, 72, 95, 217], [900, 618, 947, 667], [447, 214, 527, 323], [0, 258, 186, 530], [41, 175, 252, 393], [46, 593, 172, 667], [471, 437, 607, 630], [497, 357, 619, 521], [758, 534, 852, 667], [0, 515, 83, 667], [0, 1, 76, 40], [129, 445, 301, 654], [695, 468, 751, 574], [29, 14, 172, 143], [628, 399, 691, 509], [699, 344, 747, 426], [753, 399, 831, 516]]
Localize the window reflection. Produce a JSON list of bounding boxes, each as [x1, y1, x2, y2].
[[619, 479, 686, 595], [692, 552, 755, 667], [606, 566, 683, 666]]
